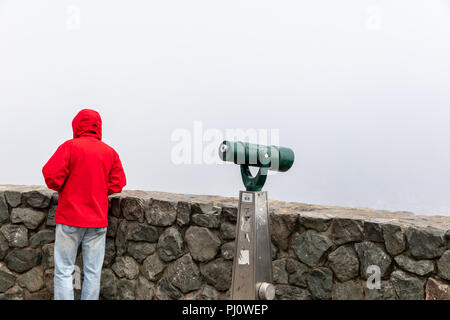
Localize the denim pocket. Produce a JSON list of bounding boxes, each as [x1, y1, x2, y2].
[[94, 227, 107, 234], [61, 224, 79, 234]]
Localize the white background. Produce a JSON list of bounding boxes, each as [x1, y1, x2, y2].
[[1, 0, 450, 216]]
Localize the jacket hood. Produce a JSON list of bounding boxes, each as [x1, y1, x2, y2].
[[72, 109, 102, 140]]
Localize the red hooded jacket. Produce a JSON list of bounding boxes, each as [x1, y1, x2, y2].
[[42, 109, 126, 227]]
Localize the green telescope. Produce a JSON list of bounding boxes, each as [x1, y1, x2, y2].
[[218, 140, 295, 191]]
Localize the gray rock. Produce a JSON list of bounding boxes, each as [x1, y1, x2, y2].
[[111, 256, 139, 280], [406, 227, 446, 259], [25, 289, 51, 300], [364, 280, 397, 300], [0, 263, 16, 293], [107, 215, 118, 237], [44, 269, 54, 295], [17, 267, 44, 292], [109, 196, 121, 218], [4, 190, 22, 208], [74, 289, 81, 300], [220, 222, 236, 240], [0, 286, 24, 300], [146, 199, 177, 226], [331, 218, 364, 245], [136, 276, 154, 300], [185, 226, 221, 262], [192, 213, 220, 229], [293, 205, 316, 212], [0, 233, 8, 260], [195, 285, 219, 300], [270, 211, 297, 251], [332, 281, 363, 300], [394, 254, 434, 276], [289, 271, 309, 288], [168, 254, 203, 293], [292, 231, 332, 267], [191, 202, 218, 215], [328, 245, 359, 282], [307, 267, 333, 300], [437, 250, 450, 280], [288, 263, 309, 288], [382, 224, 406, 255], [0, 194, 8, 226], [155, 278, 182, 300], [10, 207, 46, 230], [127, 241, 156, 263], [200, 258, 232, 291], [142, 253, 165, 281], [46, 205, 56, 226], [30, 229, 55, 248], [118, 279, 135, 300], [221, 241, 235, 260], [271, 241, 278, 260], [285, 258, 308, 274], [75, 254, 83, 279], [272, 259, 289, 284], [22, 190, 52, 209], [103, 238, 116, 266], [42, 243, 54, 270], [176, 201, 191, 227], [51, 193, 59, 206], [285, 258, 309, 288], [5, 248, 41, 273], [275, 285, 311, 300], [126, 222, 158, 243], [426, 277, 450, 300], [120, 197, 145, 221], [100, 269, 117, 300], [364, 221, 384, 242], [115, 220, 128, 256], [157, 227, 184, 262], [298, 215, 331, 232], [390, 270, 425, 300], [354, 241, 392, 279], [222, 206, 237, 222], [1, 224, 29, 248]]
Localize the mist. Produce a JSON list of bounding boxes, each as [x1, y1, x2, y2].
[[1, 0, 449, 216]]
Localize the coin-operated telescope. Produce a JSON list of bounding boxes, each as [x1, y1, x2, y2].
[[218, 141, 295, 300]]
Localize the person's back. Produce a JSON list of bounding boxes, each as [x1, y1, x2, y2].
[[42, 109, 126, 300]]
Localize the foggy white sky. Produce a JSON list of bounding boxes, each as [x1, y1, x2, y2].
[[1, 0, 450, 216]]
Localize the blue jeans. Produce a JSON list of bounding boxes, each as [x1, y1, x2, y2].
[[54, 223, 107, 300]]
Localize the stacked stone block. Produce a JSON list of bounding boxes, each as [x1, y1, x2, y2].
[[0, 185, 449, 300]]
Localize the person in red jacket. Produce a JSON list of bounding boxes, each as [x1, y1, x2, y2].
[[42, 109, 126, 300]]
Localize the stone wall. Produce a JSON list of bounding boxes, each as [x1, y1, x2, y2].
[[0, 185, 449, 300]]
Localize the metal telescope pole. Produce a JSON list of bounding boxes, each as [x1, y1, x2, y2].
[[218, 141, 295, 300]]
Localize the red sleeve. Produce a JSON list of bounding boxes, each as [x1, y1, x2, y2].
[[42, 141, 72, 192], [108, 152, 126, 195]]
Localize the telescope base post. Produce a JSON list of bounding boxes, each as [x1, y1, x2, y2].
[[231, 191, 274, 300]]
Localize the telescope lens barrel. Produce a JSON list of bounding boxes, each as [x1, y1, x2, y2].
[[218, 140, 294, 172]]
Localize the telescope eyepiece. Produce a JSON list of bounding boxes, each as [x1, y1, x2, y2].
[[218, 140, 294, 172], [218, 140, 294, 191]]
